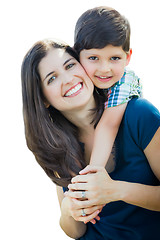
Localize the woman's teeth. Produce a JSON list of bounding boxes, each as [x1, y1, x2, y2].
[[65, 83, 82, 96]]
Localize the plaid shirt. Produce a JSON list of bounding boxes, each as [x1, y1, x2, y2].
[[104, 69, 142, 109]]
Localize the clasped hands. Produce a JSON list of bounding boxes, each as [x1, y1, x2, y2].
[[64, 165, 116, 224]]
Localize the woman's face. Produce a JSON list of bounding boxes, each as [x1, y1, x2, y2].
[[39, 47, 94, 113]]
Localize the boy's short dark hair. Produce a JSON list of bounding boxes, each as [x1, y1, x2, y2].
[[74, 6, 130, 55]]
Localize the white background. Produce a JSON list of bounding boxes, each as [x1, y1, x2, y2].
[[1, 0, 160, 239]]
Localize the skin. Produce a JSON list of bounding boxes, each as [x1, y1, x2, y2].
[[39, 48, 94, 116], [89, 103, 127, 167], [80, 45, 132, 89]]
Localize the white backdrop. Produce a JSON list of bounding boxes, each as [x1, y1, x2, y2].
[[1, 0, 160, 239]]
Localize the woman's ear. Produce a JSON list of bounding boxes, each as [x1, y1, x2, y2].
[[126, 48, 132, 66], [44, 99, 50, 108]]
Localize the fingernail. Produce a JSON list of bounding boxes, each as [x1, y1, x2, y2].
[[71, 177, 75, 183]]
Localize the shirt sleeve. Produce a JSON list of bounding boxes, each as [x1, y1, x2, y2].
[[104, 69, 142, 108], [125, 98, 160, 150]]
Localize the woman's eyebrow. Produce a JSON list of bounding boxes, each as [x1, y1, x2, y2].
[[43, 71, 55, 82], [43, 58, 74, 81], [63, 58, 74, 66]]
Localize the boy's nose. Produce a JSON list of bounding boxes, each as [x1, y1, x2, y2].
[[99, 62, 111, 73]]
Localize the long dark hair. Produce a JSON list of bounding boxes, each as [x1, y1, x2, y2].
[[74, 6, 130, 55], [21, 39, 104, 186]]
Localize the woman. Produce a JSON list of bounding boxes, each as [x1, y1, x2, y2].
[[21, 39, 160, 240]]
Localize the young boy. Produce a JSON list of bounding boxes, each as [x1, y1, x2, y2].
[[74, 6, 142, 169]]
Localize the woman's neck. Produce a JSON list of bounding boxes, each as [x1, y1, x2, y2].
[[61, 95, 96, 132], [62, 95, 97, 164]]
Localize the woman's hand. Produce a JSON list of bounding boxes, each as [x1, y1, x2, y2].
[[66, 166, 120, 208], [62, 195, 102, 224]]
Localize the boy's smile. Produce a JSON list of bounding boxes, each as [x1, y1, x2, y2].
[[80, 45, 132, 89], [95, 75, 113, 83]]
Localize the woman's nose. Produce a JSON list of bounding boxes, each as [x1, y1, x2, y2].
[[62, 72, 75, 85], [62, 73, 72, 84]]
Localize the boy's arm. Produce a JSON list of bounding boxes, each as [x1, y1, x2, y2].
[[90, 103, 127, 167]]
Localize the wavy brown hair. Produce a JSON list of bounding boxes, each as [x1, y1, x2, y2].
[[21, 39, 104, 186]]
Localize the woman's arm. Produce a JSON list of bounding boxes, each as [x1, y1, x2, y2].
[[90, 103, 127, 167], [66, 127, 160, 212], [57, 186, 86, 239], [67, 167, 160, 213], [144, 127, 160, 180], [113, 127, 160, 212], [57, 186, 102, 238]]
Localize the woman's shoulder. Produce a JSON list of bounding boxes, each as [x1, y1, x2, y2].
[[126, 98, 160, 118], [124, 98, 160, 149]]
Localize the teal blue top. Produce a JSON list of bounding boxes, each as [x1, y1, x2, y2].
[[76, 98, 160, 240]]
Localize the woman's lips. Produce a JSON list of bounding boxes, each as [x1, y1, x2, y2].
[[64, 83, 83, 97]]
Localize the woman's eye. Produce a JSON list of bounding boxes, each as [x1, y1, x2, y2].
[[88, 56, 98, 60], [66, 63, 75, 70], [111, 57, 120, 61], [47, 75, 56, 85]]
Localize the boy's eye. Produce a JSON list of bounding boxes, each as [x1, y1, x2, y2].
[[47, 75, 56, 85], [110, 57, 120, 61], [88, 56, 98, 61], [66, 63, 75, 70]]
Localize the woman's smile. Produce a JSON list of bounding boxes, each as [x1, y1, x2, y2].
[[64, 82, 83, 97]]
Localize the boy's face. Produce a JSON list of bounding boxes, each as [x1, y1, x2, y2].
[[80, 45, 132, 89]]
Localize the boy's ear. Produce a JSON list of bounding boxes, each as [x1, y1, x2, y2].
[[126, 48, 132, 65]]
